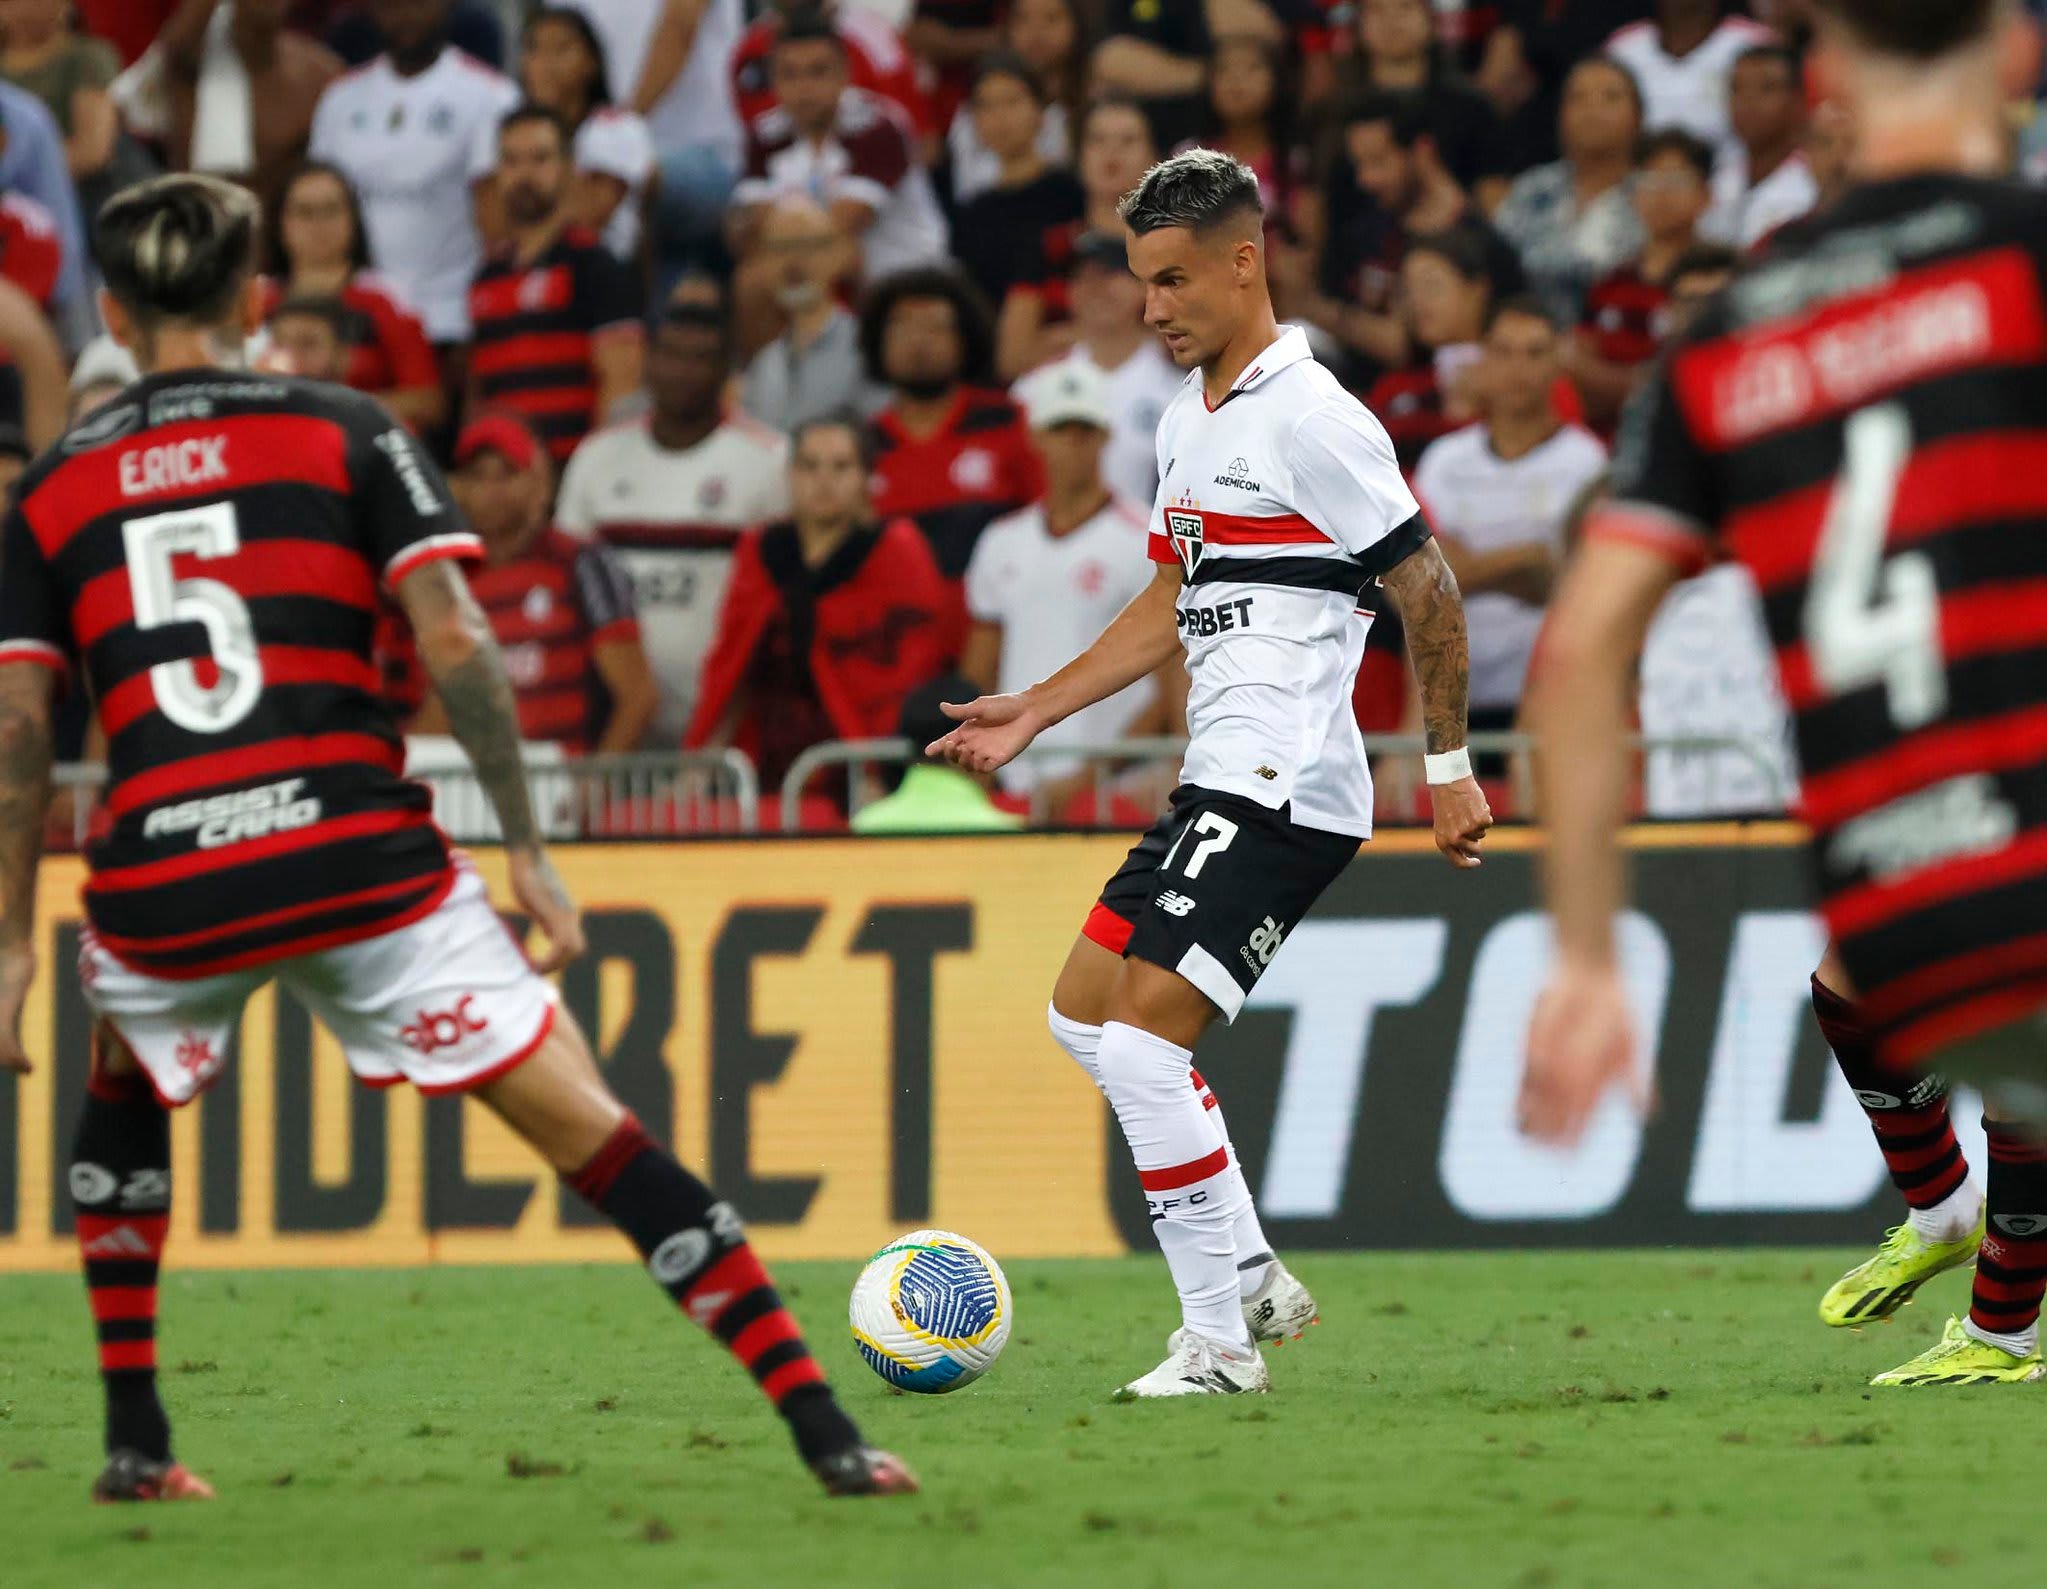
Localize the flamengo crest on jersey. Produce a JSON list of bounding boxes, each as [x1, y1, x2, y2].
[[1146, 327, 1429, 838]]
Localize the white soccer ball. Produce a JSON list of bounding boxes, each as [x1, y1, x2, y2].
[[849, 1228, 1013, 1394]]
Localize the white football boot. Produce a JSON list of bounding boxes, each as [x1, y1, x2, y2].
[[1243, 1262, 1318, 1345], [1115, 1329, 1272, 1399]]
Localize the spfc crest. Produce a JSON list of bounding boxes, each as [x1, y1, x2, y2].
[[1167, 508, 1203, 577]]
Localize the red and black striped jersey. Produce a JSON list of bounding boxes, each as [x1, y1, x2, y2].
[[866, 388, 1042, 581], [468, 229, 643, 463], [1596, 173, 2047, 1071], [1580, 262, 1671, 372], [0, 369, 480, 980]]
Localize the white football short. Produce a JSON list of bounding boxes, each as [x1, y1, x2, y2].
[[79, 861, 560, 1107]]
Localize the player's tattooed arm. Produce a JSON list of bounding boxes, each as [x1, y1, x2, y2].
[[0, 663, 53, 1072], [1380, 538, 1470, 754]]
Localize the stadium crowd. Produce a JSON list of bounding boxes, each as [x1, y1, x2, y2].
[[11, 0, 2016, 829]]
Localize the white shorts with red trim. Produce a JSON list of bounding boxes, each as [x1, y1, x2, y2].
[[80, 862, 558, 1107]]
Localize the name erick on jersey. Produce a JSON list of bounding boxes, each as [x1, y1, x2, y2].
[[0, 370, 478, 980], [1148, 327, 1428, 837]]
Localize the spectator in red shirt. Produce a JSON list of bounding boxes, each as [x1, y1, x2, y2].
[[407, 413, 658, 753], [468, 104, 646, 464], [1568, 126, 1713, 438], [1365, 222, 1497, 472], [688, 414, 953, 795], [861, 264, 1041, 606], [0, 186, 62, 310], [263, 160, 444, 434], [730, 0, 930, 137]]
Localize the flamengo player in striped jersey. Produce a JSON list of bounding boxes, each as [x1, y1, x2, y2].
[[1520, 0, 2047, 1389], [931, 150, 1494, 1397], [0, 176, 912, 1501]]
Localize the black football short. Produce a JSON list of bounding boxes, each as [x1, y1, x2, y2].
[[1082, 784, 1361, 1021]]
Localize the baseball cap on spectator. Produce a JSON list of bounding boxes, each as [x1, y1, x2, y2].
[[1014, 357, 1111, 431], [454, 413, 545, 471]]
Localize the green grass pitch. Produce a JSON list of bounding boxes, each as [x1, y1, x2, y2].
[[0, 1252, 2032, 1588]]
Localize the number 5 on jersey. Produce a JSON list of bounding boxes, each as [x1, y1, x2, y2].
[[1803, 403, 1945, 730], [122, 501, 263, 734]]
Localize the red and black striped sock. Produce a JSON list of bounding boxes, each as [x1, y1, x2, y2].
[[1813, 975, 1970, 1211], [1970, 1124, 2047, 1347], [566, 1114, 859, 1465], [71, 1060, 173, 1463]]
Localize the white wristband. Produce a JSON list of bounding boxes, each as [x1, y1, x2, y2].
[[1424, 747, 1472, 785]]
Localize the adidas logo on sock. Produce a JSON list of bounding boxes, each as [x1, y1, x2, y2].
[[81, 1225, 153, 1259]]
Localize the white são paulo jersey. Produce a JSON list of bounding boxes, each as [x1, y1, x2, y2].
[[557, 415, 792, 743], [309, 47, 520, 341], [964, 494, 1153, 793], [1411, 421, 1607, 713], [1148, 327, 1426, 837]]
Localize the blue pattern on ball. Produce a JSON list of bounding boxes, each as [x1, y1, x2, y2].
[[857, 1340, 969, 1391], [896, 1245, 1001, 1343]]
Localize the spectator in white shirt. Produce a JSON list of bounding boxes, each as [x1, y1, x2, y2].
[[1705, 44, 1817, 250], [518, 6, 655, 261], [962, 359, 1168, 809], [1604, 0, 1776, 158], [307, 0, 519, 344], [1055, 230, 1182, 507]]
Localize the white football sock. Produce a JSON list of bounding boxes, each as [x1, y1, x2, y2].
[[1907, 1178, 1981, 1244], [1191, 1069, 1275, 1294], [1046, 1003, 1104, 1087], [1963, 1315, 2038, 1358], [1096, 1021, 1252, 1348]]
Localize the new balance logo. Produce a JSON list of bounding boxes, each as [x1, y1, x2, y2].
[[81, 1224, 154, 1259], [1154, 891, 1197, 917]]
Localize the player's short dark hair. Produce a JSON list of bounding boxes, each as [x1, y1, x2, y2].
[[523, 6, 615, 104], [1669, 241, 1741, 283], [1406, 222, 1493, 285], [792, 410, 877, 469], [1339, 89, 1431, 149], [500, 101, 570, 148], [1119, 147, 1264, 238], [96, 173, 260, 339], [1485, 292, 1555, 334], [1633, 126, 1715, 180], [856, 264, 995, 386], [1814, 0, 1997, 58], [971, 50, 1046, 103], [775, 8, 843, 51]]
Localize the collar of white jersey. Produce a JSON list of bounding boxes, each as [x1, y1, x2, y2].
[[1206, 326, 1313, 403]]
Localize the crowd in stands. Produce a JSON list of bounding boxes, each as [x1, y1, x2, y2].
[[15, 0, 2027, 830]]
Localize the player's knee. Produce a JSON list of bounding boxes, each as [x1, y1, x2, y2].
[[1046, 1002, 1105, 1087], [1094, 1018, 1193, 1106]]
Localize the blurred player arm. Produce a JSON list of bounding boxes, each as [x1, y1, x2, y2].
[[631, 0, 707, 116], [0, 278, 69, 453], [0, 661, 53, 1071], [959, 619, 1002, 694], [1435, 529, 1556, 606]]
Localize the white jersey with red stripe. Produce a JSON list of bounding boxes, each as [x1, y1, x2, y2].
[[1147, 326, 1427, 837]]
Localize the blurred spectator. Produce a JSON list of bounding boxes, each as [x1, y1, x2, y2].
[[863, 264, 1040, 598], [265, 293, 352, 381], [559, 302, 792, 745], [946, 0, 1086, 206], [568, 0, 745, 283], [1569, 127, 1712, 437], [1090, 0, 1210, 150], [739, 194, 886, 430], [849, 673, 1025, 833], [0, 180, 61, 311], [1187, 35, 1305, 234], [1060, 230, 1180, 505], [995, 92, 1154, 377], [0, 272, 63, 453], [1365, 224, 1497, 470], [406, 414, 657, 753], [727, 11, 948, 350], [962, 359, 1158, 805], [904, 0, 1004, 137], [1478, 0, 1646, 169], [731, 0, 929, 136], [308, 0, 520, 345], [1493, 55, 1644, 324], [0, 81, 86, 327], [0, 0, 119, 184], [262, 160, 444, 432], [1331, 0, 1512, 206], [76, 0, 177, 65], [1604, 0, 1776, 157], [323, 0, 504, 68], [158, 0, 342, 212], [468, 104, 645, 464], [67, 333, 138, 419], [1704, 43, 1815, 248], [1806, 97, 1853, 208], [1411, 296, 1605, 760], [1663, 238, 1737, 307], [687, 414, 952, 793], [1287, 91, 1517, 381], [952, 53, 1082, 309], [518, 5, 653, 261]]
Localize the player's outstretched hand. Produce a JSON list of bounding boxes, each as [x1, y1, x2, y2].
[[0, 942, 34, 1074], [509, 847, 586, 975], [1519, 959, 1650, 1146], [926, 693, 1045, 775], [1430, 774, 1492, 868]]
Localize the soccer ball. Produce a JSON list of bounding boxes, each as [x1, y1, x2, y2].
[[849, 1229, 1012, 1393]]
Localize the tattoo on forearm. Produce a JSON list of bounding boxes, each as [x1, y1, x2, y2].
[[0, 669, 53, 946], [407, 565, 540, 850], [1384, 539, 1471, 756]]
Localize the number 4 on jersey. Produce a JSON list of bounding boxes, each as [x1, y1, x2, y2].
[[1803, 402, 1945, 730]]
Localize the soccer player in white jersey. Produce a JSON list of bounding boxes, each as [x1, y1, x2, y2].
[[931, 149, 1494, 1397]]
